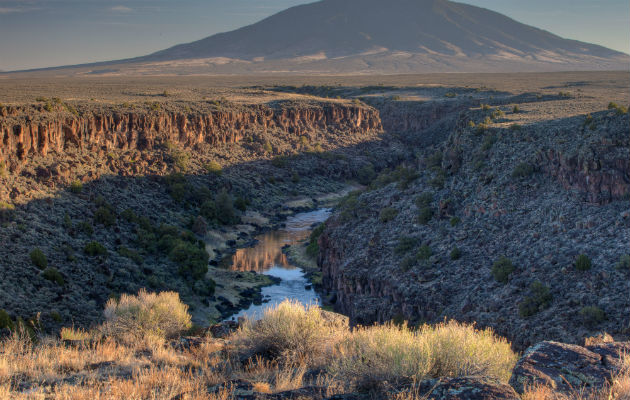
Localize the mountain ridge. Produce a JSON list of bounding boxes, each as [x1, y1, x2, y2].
[[3, 0, 629, 75]]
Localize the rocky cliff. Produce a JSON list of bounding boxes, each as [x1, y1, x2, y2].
[[318, 104, 630, 350], [0, 102, 382, 173]]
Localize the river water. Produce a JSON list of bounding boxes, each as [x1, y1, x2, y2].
[[225, 208, 331, 321]]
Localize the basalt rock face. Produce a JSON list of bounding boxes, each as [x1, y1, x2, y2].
[[318, 107, 630, 350], [537, 116, 630, 204], [0, 103, 382, 173], [509, 340, 630, 395]]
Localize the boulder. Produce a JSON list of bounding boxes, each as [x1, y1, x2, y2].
[[418, 376, 519, 400], [509, 340, 629, 395]]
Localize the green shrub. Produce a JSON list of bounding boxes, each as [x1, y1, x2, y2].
[[42, 267, 64, 286], [417, 207, 433, 225], [400, 256, 416, 271], [616, 255, 630, 271], [491, 257, 515, 284], [263, 141, 273, 154], [103, 289, 192, 340], [415, 193, 433, 208], [200, 200, 217, 220], [193, 278, 216, 296], [306, 223, 326, 259], [481, 134, 497, 151], [481, 104, 491, 111], [512, 163, 534, 178], [0, 309, 13, 330], [606, 102, 627, 114], [395, 237, 418, 255], [94, 206, 116, 227], [78, 221, 94, 236], [575, 254, 592, 271], [450, 216, 460, 227], [426, 152, 443, 169], [118, 246, 143, 265], [519, 281, 552, 317], [450, 247, 462, 260], [509, 124, 522, 131], [204, 161, 223, 175], [50, 311, 63, 323], [121, 208, 137, 223], [379, 207, 398, 223], [169, 240, 209, 279], [579, 306, 606, 327], [429, 168, 447, 188], [356, 164, 376, 185], [69, 180, 83, 194], [29, 248, 48, 270], [234, 196, 250, 212], [512, 105, 520, 113], [417, 245, 431, 261], [84, 241, 108, 257], [216, 189, 238, 225]]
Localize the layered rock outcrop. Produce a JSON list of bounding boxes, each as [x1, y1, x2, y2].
[[0, 103, 382, 172]]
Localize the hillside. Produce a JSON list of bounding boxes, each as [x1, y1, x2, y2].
[[3, 0, 628, 76]]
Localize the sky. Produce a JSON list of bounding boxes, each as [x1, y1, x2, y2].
[[0, 0, 628, 71]]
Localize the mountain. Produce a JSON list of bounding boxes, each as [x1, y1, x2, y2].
[[130, 0, 628, 74], [6, 0, 629, 75]]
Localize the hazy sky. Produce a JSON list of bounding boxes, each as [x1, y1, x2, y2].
[[0, 0, 628, 71]]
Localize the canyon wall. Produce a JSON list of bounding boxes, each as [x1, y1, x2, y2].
[[0, 103, 382, 172]]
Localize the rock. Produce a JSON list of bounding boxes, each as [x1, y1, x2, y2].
[[418, 376, 520, 400], [209, 321, 239, 338], [509, 341, 629, 395]]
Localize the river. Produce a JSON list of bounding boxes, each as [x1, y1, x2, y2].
[[224, 208, 331, 321]]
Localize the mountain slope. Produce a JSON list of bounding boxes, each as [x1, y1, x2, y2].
[[134, 0, 628, 73]]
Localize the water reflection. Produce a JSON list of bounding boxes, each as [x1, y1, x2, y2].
[[229, 209, 331, 272], [225, 208, 331, 321]]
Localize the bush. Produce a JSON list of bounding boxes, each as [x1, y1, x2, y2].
[[69, 180, 83, 194], [356, 164, 376, 185], [395, 236, 418, 255], [575, 254, 592, 271], [204, 161, 222, 175], [200, 199, 217, 221], [216, 189, 238, 225], [306, 223, 325, 259], [417, 207, 433, 225], [42, 267, 64, 286], [616, 255, 630, 271], [78, 221, 94, 236], [415, 193, 433, 208], [235, 300, 344, 363], [330, 320, 516, 389], [0, 309, 13, 330], [450, 247, 462, 260], [379, 207, 398, 223], [263, 141, 273, 154], [417, 245, 432, 261], [118, 246, 143, 265], [579, 306, 606, 326], [29, 248, 48, 270], [426, 152, 443, 169], [84, 241, 108, 257], [491, 257, 515, 284], [94, 206, 116, 227], [450, 216, 460, 227], [169, 240, 209, 279], [512, 163, 534, 178], [519, 281, 552, 317], [513, 105, 520, 113], [103, 289, 192, 340], [234, 197, 250, 212]]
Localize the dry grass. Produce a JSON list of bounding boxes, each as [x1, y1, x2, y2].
[[330, 320, 517, 389], [0, 295, 623, 399], [102, 289, 192, 341], [234, 299, 344, 365]]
